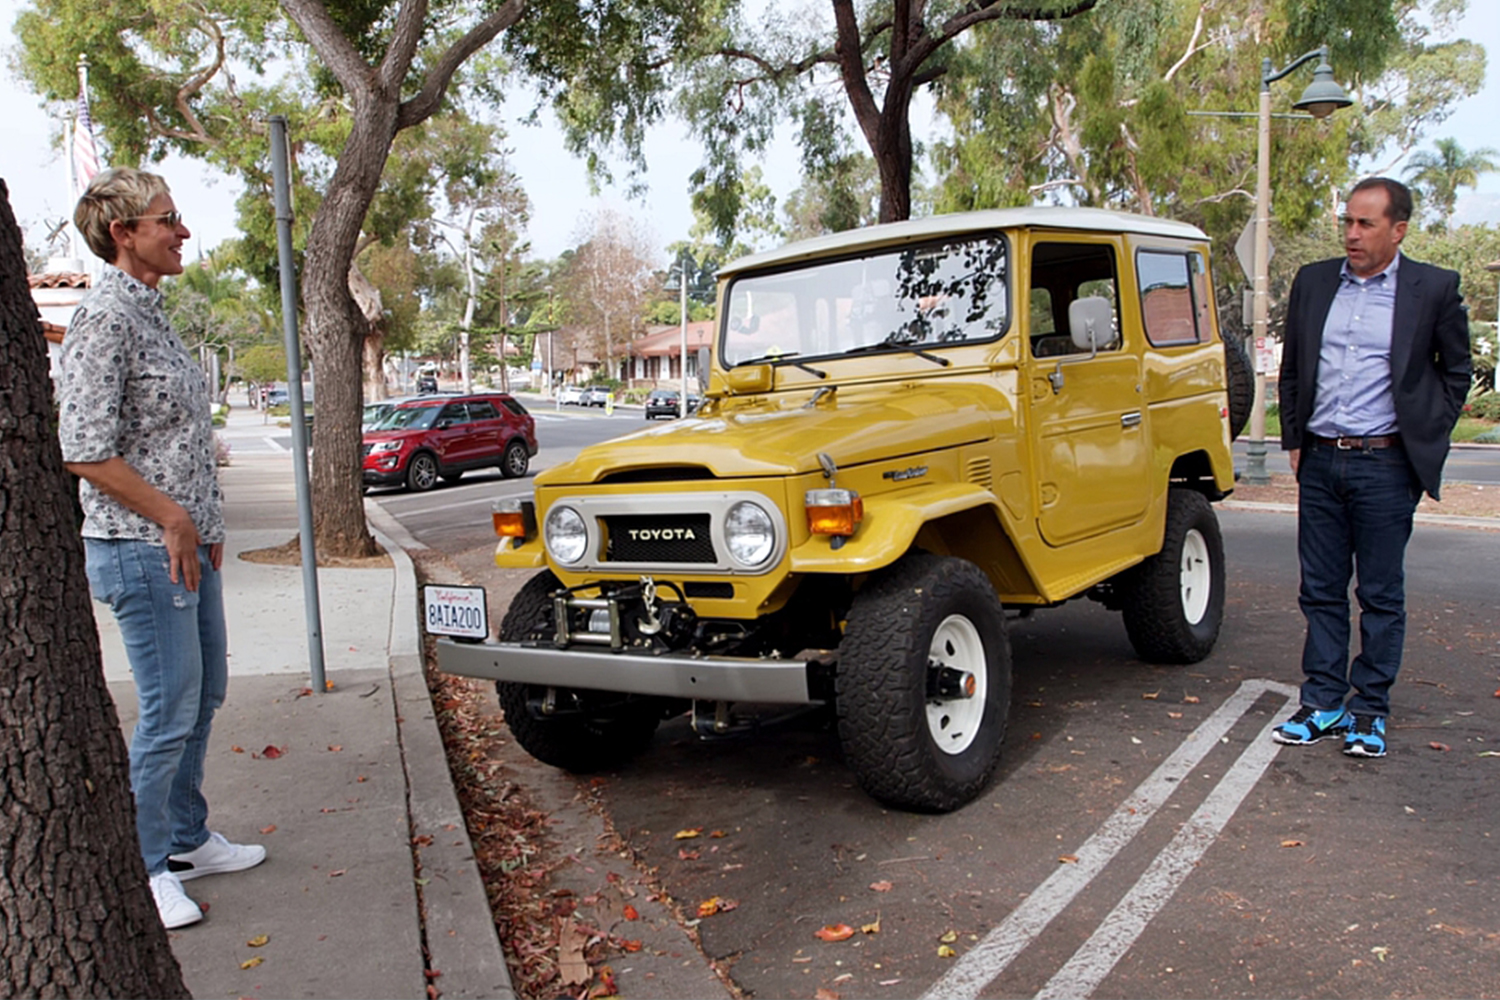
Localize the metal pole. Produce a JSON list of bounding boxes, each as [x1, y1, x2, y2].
[[1244, 67, 1274, 486], [269, 114, 327, 693], [679, 250, 689, 418]]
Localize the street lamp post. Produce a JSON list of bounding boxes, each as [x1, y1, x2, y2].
[[1244, 46, 1352, 485]]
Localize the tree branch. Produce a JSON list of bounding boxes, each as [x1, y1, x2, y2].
[[279, 0, 379, 102], [830, 0, 882, 149], [1162, 6, 1211, 83], [397, 0, 526, 129]]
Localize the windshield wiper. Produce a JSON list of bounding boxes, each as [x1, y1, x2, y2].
[[734, 351, 828, 379], [845, 338, 952, 367]]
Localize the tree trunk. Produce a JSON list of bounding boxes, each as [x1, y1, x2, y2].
[[0, 184, 191, 997], [303, 105, 395, 559], [350, 262, 388, 402]]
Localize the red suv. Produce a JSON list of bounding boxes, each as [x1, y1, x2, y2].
[[362, 393, 537, 492]]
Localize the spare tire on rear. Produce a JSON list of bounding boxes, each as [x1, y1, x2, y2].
[[1223, 332, 1253, 440]]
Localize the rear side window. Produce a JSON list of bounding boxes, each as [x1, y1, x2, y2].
[[468, 401, 500, 420], [499, 397, 528, 416], [1137, 250, 1210, 346]]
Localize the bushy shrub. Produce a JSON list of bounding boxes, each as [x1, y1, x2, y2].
[[1464, 392, 1500, 422]]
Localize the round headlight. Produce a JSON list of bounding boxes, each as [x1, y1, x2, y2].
[[545, 505, 588, 564], [725, 500, 775, 567]]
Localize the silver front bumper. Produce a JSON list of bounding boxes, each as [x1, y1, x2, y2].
[[435, 638, 818, 704]]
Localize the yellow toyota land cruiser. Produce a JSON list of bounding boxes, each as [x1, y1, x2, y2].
[[435, 208, 1245, 812]]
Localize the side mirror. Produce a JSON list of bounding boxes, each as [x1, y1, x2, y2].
[[1068, 296, 1115, 352], [696, 345, 711, 393]]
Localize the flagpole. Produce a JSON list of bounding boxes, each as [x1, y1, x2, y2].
[[70, 54, 92, 261]]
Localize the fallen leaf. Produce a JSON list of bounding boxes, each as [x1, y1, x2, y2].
[[1478, 751, 1500, 758], [557, 917, 590, 986], [620, 939, 642, 952], [815, 924, 855, 942], [814, 989, 841, 1000], [1058, 855, 1079, 864], [697, 896, 726, 918], [710, 829, 728, 838], [674, 828, 703, 840], [1184, 695, 1201, 704], [1429, 742, 1452, 752], [259, 824, 277, 835], [357, 775, 368, 782], [938, 945, 957, 958], [861, 915, 881, 934], [260, 745, 285, 760], [240, 957, 264, 970], [247, 934, 269, 947], [623, 904, 639, 921], [939, 930, 958, 944], [1130, 736, 1143, 745], [869, 880, 893, 892], [426, 985, 439, 1000], [424, 969, 443, 979], [325, 680, 335, 691], [230, 745, 245, 754], [1168, 712, 1183, 719], [678, 848, 700, 860], [327, 745, 343, 752], [1142, 691, 1160, 700], [1371, 945, 1391, 962], [1281, 840, 1305, 848], [328, 869, 347, 877]]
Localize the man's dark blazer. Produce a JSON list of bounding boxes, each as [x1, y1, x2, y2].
[[1278, 253, 1472, 499]]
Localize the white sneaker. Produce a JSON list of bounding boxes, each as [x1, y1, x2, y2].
[[150, 871, 203, 929], [168, 831, 267, 881]]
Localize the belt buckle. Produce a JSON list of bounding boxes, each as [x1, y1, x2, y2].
[[1336, 436, 1355, 450]]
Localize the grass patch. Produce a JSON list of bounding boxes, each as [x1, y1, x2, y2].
[[1453, 417, 1499, 443]]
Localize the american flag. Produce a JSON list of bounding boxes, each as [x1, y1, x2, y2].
[[73, 91, 100, 188]]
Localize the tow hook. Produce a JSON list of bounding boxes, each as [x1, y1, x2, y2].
[[927, 663, 977, 700]]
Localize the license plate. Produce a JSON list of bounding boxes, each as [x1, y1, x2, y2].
[[423, 584, 489, 640]]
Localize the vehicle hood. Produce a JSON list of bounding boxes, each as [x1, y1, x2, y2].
[[542, 384, 997, 483]]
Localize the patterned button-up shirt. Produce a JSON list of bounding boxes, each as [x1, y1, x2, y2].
[[58, 264, 225, 544]]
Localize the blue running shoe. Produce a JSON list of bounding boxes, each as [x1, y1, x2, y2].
[[1343, 715, 1387, 758], [1272, 705, 1351, 745]]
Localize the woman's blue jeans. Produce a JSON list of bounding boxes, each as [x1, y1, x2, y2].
[[1295, 440, 1421, 719], [86, 539, 227, 875]]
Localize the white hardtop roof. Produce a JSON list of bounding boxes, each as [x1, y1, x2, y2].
[[720, 207, 1208, 278]]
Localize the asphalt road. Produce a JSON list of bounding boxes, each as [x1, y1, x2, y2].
[[370, 408, 1500, 1000]]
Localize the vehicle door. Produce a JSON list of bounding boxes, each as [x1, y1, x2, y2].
[[1023, 235, 1151, 546], [464, 399, 505, 461], [434, 402, 475, 465]]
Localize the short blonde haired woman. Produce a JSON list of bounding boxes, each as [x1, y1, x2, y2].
[[60, 167, 265, 930]]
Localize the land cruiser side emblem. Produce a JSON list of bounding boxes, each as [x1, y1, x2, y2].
[[883, 465, 928, 482], [628, 527, 698, 541]]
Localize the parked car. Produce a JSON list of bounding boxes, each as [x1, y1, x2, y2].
[[644, 388, 702, 419], [580, 386, 612, 408], [437, 206, 1244, 813], [416, 373, 439, 394], [556, 385, 585, 405], [362, 392, 537, 492]]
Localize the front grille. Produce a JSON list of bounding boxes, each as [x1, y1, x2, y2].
[[604, 514, 716, 563]]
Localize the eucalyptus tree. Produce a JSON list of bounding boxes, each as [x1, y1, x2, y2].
[[15, 0, 717, 557]]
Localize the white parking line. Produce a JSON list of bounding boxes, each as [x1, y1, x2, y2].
[[1034, 689, 1297, 998], [921, 678, 1298, 1000]]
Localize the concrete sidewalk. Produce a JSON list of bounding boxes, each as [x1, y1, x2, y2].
[[96, 437, 513, 998]]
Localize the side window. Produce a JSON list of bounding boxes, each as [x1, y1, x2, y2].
[[467, 401, 500, 420], [1029, 242, 1120, 358], [1190, 252, 1215, 341], [1137, 251, 1201, 346], [499, 397, 528, 416], [439, 403, 469, 425]]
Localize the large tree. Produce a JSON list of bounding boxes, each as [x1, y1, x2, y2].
[[1404, 137, 1500, 230], [561, 208, 656, 379], [673, 0, 1099, 238], [0, 185, 189, 997]]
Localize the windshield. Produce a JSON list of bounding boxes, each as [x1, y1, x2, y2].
[[375, 405, 441, 431], [721, 235, 1009, 367]]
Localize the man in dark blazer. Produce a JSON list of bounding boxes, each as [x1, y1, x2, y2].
[[1273, 176, 1471, 757]]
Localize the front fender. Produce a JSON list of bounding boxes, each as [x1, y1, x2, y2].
[[789, 483, 1002, 574], [494, 537, 547, 569]]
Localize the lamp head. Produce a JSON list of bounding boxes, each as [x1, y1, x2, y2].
[[1293, 56, 1352, 119]]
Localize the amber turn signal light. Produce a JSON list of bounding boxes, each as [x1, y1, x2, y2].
[[805, 488, 863, 537], [491, 498, 536, 540]]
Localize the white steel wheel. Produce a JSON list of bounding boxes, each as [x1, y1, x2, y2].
[[926, 614, 987, 756], [1179, 528, 1211, 625]]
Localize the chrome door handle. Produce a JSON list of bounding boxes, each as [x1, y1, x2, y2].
[[1121, 411, 1142, 428]]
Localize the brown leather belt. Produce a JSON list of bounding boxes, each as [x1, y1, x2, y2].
[[1309, 433, 1400, 450]]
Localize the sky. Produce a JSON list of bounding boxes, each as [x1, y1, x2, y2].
[[2, 0, 1498, 268]]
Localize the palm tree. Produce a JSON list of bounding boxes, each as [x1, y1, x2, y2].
[[1404, 138, 1500, 230]]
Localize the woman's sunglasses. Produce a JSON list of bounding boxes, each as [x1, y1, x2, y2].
[[126, 210, 184, 229]]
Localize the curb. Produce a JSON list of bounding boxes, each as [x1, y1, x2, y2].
[[369, 507, 516, 1000], [1220, 499, 1500, 530]]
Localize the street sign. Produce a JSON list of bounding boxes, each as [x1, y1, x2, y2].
[[1234, 220, 1273, 283]]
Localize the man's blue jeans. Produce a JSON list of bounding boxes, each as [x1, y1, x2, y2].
[[86, 539, 227, 875], [1296, 440, 1421, 718]]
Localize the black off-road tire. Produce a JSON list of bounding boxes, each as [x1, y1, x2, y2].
[[1119, 489, 1225, 664], [495, 571, 662, 772], [836, 553, 1012, 812], [500, 439, 529, 478], [405, 451, 439, 492], [1223, 333, 1253, 440]]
